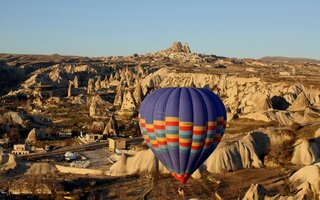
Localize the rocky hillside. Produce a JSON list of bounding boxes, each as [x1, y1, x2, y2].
[[1, 42, 320, 198], [260, 56, 320, 64]]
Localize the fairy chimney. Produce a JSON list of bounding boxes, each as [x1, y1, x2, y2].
[[103, 114, 119, 136], [95, 76, 101, 91], [133, 82, 143, 105], [67, 81, 73, 97], [113, 86, 123, 108], [73, 75, 79, 88], [87, 78, 95, 94]]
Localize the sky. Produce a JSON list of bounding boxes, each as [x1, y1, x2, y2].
[[1, 0, 320, 59]]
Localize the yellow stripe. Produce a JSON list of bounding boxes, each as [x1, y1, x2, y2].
[[179, 122, 193, 126], [165, 117, 179, 122], [193, 126, 206, 131], [179, 138, 192, 143], [156, 137, 167, 142], [145, 124, 154, 128], [153, 120, 165, 125], [166, 134, 179, 139], [191, 142, 202, 146], [150, 140, 158, 145], [207, 121, 217, 126], [140, 118, 146, 123], [143, 135, 149, 140]]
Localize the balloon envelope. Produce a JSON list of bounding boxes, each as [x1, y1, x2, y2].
[[138, 87, 226, 184]]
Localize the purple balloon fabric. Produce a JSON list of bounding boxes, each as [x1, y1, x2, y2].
[[139, 87, 226, 184]]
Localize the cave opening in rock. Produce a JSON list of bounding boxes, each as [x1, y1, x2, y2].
[[271, 96, 291, 110]]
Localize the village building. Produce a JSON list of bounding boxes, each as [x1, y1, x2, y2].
[[108, 137, 126, 152], [85, 133, 103, 143], [11, 144, 31, 155]]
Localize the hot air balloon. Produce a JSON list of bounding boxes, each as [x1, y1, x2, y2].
[[138, 87, 226, 185]]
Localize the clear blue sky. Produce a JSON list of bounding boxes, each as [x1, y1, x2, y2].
[[1, 0, 320, 59]]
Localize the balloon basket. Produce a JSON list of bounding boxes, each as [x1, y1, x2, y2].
[[178, 184, 187, 196]]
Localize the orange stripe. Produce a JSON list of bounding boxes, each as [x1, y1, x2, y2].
[[146, 128, 154, 132], [179, 126, 193, 131], [167, 138, 179, 142], [166, 121, 179, 126], [140, 123, 146, 127], [179, 142, 192, 146], [194, 130, 206, 135], [145, 139, 150, 143], [191, 146, 201, 150], [158, 141, 167, 145], [154, 125, 165, 130], [152, 144, 159, 147]]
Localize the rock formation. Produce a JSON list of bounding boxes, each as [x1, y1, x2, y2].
[[242, 182, 314, 200], [109, 73, 114, 82], [26, 128, 46, 145], [289, 163, 320, 198], [167, 41, 191, 53], [103, 114, 118, 136], [0, 111, 26, 126], [67, 80, 73, 98], [114, 71, 120, 80], [133, 82, 143, 105], [48, 67, 69, 85], [0, 153, 17, 173], [87, 78, 95, 94], [73, 75, 79, 88], [107, 150, 170, 176], [101, 75, 109, 88], [95, 76, 101, 91], [136, 65, 145, 77], [88, 95, 111, 117], [291, 139, 320, 165], [183, 42, 191, 53], [0, 149, 3, 163], [120, 91, 136, 111], [204, 131, 268, 173], [108, 149, 202, 180], [289, 92, 310, 111], [71, 94, 86, 105], [91, 121, 105, 132], [113, 86, 123, 108]]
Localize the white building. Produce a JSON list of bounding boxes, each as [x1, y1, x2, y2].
[[12, 144, 30, 155], [85, 133, 103, 143], [108, 137, 126, 152]]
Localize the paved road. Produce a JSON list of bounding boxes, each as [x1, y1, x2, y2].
[[20, 137, 144, 160]]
